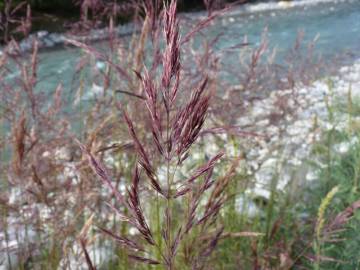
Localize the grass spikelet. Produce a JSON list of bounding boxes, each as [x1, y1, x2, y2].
[[314, 185, 339, 270], [77, 140, 125, 204], [12, 110, 26, 176], [79, 214, 96, 270], [316, 185, 339, 240]]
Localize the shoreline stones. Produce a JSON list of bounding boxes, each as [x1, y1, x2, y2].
[[232, 59, 360, 211], [0, 23, 136, 55]]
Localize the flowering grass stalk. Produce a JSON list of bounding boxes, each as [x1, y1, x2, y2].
[[78, 1, 231, 269]]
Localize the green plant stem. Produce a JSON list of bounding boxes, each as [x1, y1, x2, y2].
[[166, 106, 173, 270]]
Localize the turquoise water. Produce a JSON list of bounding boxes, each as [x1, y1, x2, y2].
[[213, 0, 360, 60], [7, 0, 360, 95]]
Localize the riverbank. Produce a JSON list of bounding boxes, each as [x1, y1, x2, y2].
[[1, 0, 216, 45]]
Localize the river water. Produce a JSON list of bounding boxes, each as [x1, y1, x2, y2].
[[18, 0, 359, 95], [214, 0, 360, 59]]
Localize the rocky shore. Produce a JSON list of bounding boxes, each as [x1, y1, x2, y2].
[[0, 22, 136, 55]]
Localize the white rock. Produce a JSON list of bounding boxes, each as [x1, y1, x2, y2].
[[235, 195, 261, 218]]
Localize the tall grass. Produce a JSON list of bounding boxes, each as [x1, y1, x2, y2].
[[75, 2, 240, 269]]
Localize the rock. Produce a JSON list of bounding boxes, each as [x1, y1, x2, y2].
[[54, 147, 72, 161], [48, 33, 63, 44], [43, 37, 55, 48], [235, 195, 262, 218], [37, 31, 49, 39]]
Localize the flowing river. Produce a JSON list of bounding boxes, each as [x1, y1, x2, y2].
[[2, 0, 357, 95]]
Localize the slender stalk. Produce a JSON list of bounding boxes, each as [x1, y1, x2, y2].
[[155, 193, 162, 266], [166, 86, 173, 270]]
